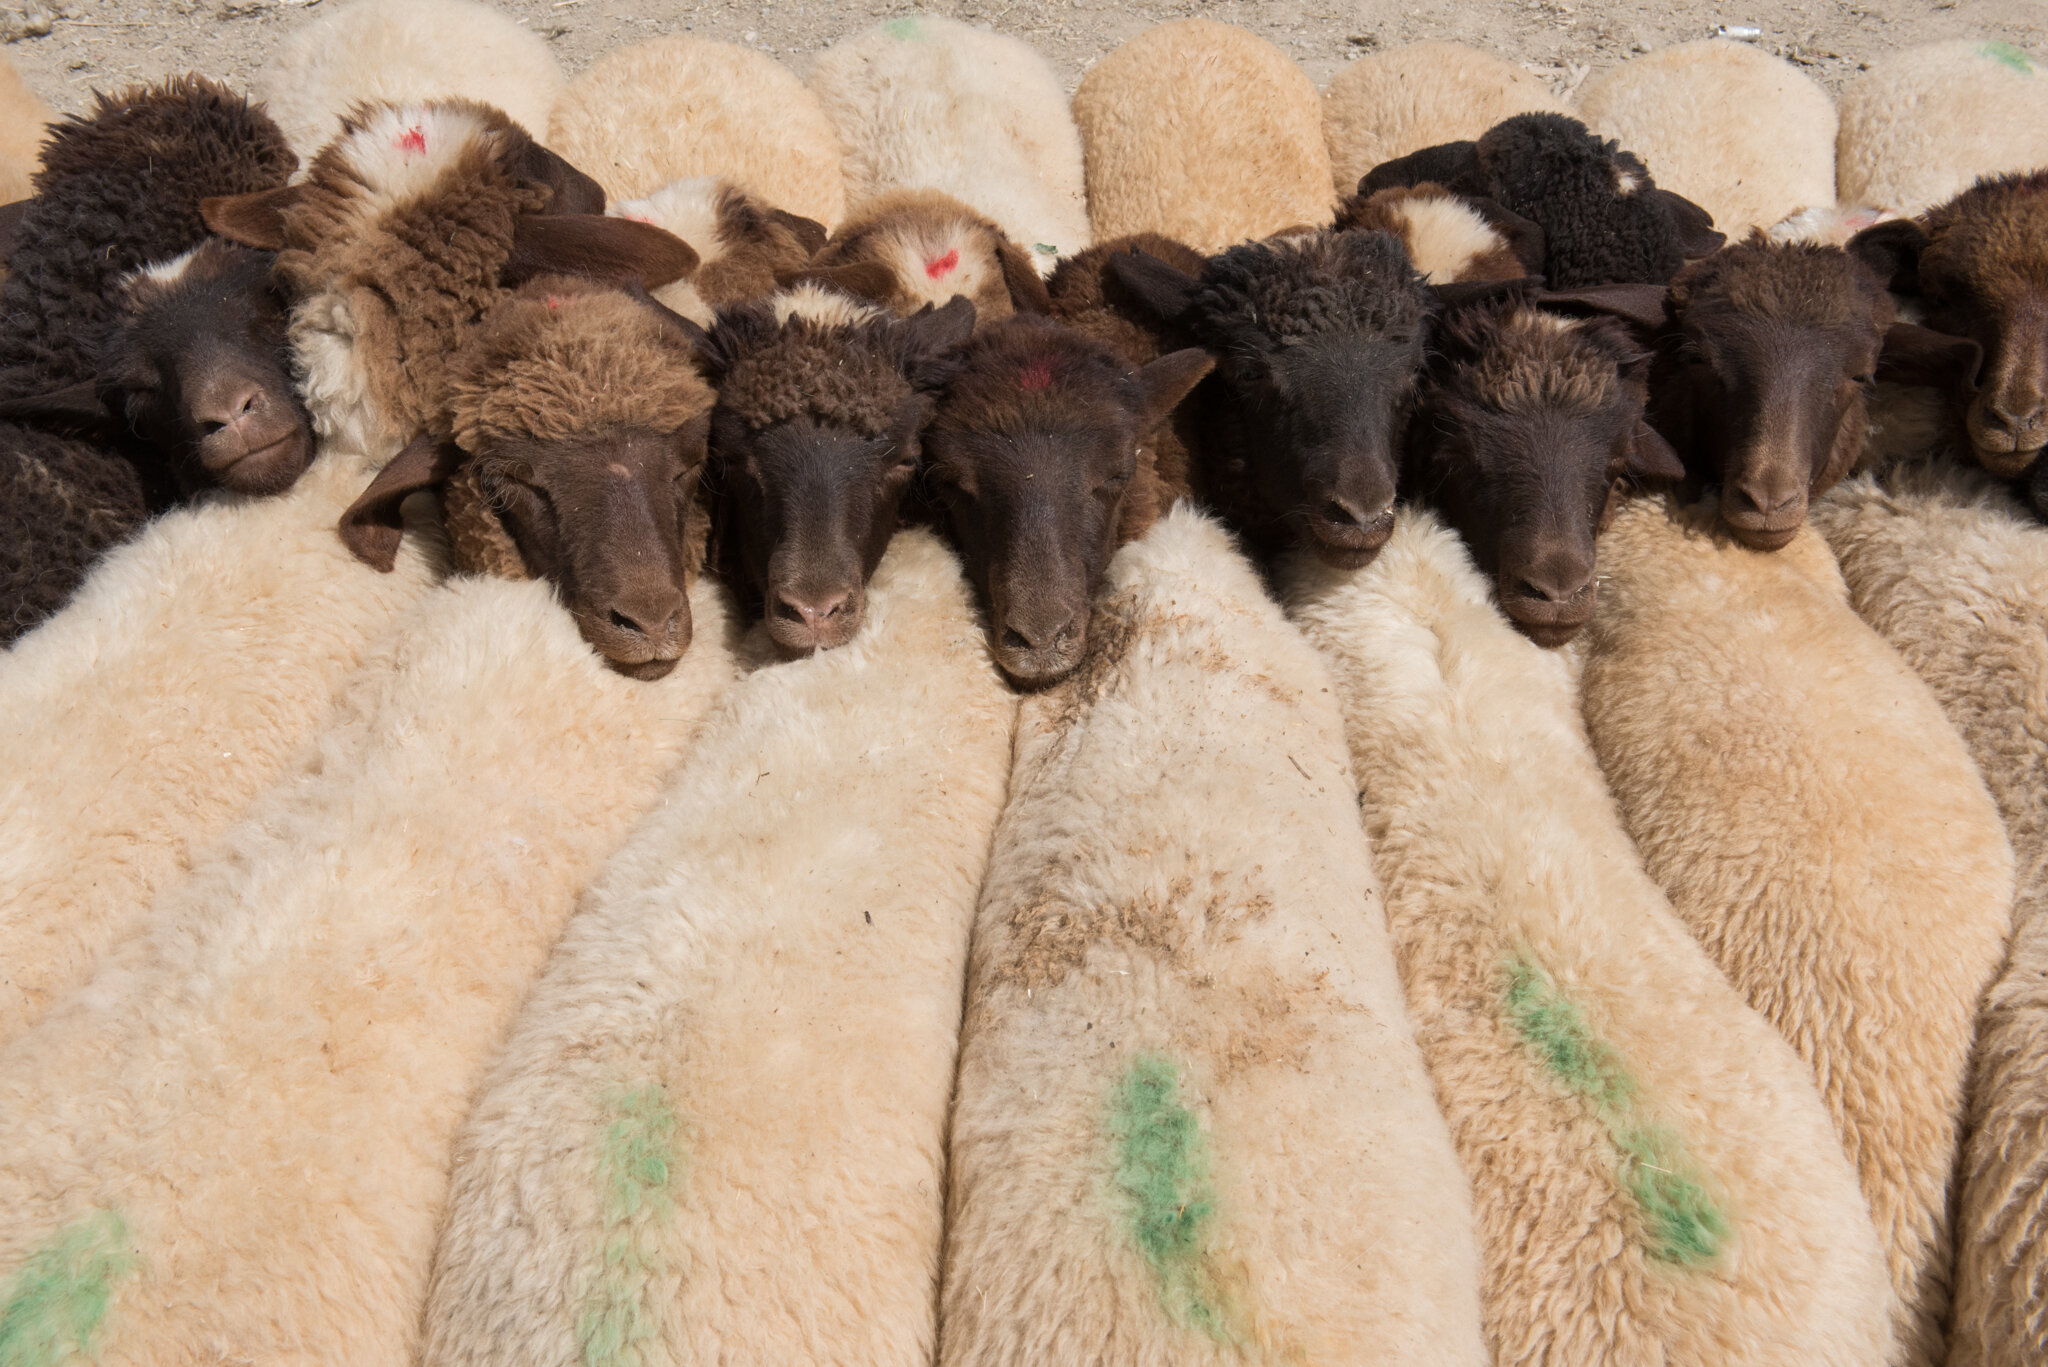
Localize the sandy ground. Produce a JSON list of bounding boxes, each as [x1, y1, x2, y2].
[[1, 0, 2044, 118]]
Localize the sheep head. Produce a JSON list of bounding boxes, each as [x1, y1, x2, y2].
[[923, 314, 1212, 688], [339, 278, 715, 680], [798, 188, 1053, 326], [1335, 182, 1545, 284]]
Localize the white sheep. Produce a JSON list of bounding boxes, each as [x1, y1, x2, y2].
[[547, 35, 845, 227], [0, 51, 51, 202], [1577, 495, 2018, 1367], [1837, 40, 2048, 215], [807, 15, 1088, 270], [1286, 509, 1896, 1365], [937, 506, 1489, 1366], [253, 0, 564, 162], [419, 529, 1014, 1367], [1073, 19, 1334, 253], [1811, 462, 2048, 1367], [1322, 41, 1567, 201], [1578, 39, 1836, 239]]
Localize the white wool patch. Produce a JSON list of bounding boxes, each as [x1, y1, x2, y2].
[[335, 102, 503, 216], [134, 245, 203, 288], [610, 176, 727, 264], [879, 215, 1000, 312], [770, 280, 883, 329], [1614, 169, 1641, 196], [1394, 196, 1504, 283]]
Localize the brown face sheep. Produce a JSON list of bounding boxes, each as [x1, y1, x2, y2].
[[608, 175, 827, 323], [683, 283, 976, 655], [1336, 182, 1545, 284], [1852, 171, 2048, 481], [921, 312, 1212, 685], [798, 188, 1053, 326], [1407, 298, 1684, 645], [340, 277, 716, 679]]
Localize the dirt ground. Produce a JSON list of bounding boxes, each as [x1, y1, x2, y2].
[[3, 0, 2045, 118]]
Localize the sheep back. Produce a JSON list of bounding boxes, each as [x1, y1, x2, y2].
[[0, 54, 51, 203], [0, 421, 151, 644], [254, 0, 565, 163], [420, 529, 1014, 1367], [0, 572, 736, 1367], [1812, 464, 2048, 1367], [1578, 495, 2017, 1367], [1322, 41, 1566, 201], [1287, 509, 1897, 1365], [547, 36, 844, 227], [938, 505, 1488, 1366], [1837, 40, 2048, 215], [807, 15, 1089, 269], [1072, 19, 1333, 254], [1578, 40, 1836, 239]]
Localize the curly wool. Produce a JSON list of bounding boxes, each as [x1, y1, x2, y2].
[[446, 277, 713, 448], [1189, 229, 1429, 350], [0, 423, 149, 643], [1918, 170, 2048, 306], [703, 297, 919, 437], [1670, 233, 1889, 329], [1437, 305, 1636, 415], [0, 75, 297, 398], [1475, 114, 1688, 288]]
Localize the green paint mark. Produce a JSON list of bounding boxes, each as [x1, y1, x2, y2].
[[1109, 1056, 1236, 1342], [1032, 243, 1059, 255], [1504, 955, 1728, 1265], [883, 16, 924, 40], [1980, 42, 2036, 75], [0, 1210, 138, 1367], [576, 1086, 683, 1367]]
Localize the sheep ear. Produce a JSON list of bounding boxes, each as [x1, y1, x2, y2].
[[1656, 190, 1725, 259], [1465, 196, 1546, 275], [1133, 347, 1213, 429], [202, 185, 303, 249], [622, 279, 716, 357], [1431, 276, 1538, 312], [1106, 248, 1201, 323], [790, 260, 901, 306], [1539, 283, 1671, 335], [1627, 419, 1686, 483], [517, 140, 608, 216], [1848, 218, 1929, 293], [897, 295, 976, 359], [764, 208, 830, 257], [0, 198, 27, 262], [997, 238, 1053, 315], [0, 379, 107, 423], [1358, 141, 1482, 198], [338, 434, 461, 571], [505, 215, 699, 290], [1877, 321, 1983, 391]]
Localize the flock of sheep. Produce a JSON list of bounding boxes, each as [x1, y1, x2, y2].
[[0, 2, 2043, 1365]]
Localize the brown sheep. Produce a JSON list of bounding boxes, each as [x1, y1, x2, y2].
[[1336, 182, 1544, 283], [607, 175, 827, 323], [799, 188, 1052, 327]]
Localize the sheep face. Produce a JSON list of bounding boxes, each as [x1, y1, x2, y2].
[[1414, 306, 1681, 646], [1666, 240, 1891, 550], [923, 316, 1212, 688], [1110, 231, 1431, 568], [800, 189, 1053, 326], [104, 240, 312, 497], [1853, 172, 2048, 479]]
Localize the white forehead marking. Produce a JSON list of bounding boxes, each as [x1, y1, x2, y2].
[[135, 245, 203, 287]]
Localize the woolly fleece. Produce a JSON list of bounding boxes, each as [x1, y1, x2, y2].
[[609, 177, 822, 324], [1073, 20, 1334, 254], [807, 15, 1089, 269], [546, 36, 844, 226], [1579, 41, 1836, 238], [1577, 496, 2017, 1367], [1837, 40, 2048, 214], [0, 54, 50, 203], [0, 446, 442, 1052], [420, 530, 1015, 1367], [1812, 463, 2048, 1367], [1286, 510, 1896, 1366], [254, 0, 564, 163], [937, 506, 1488, 1367], [1322, 42, 1568, 200], [0, 573, 736, 1367]]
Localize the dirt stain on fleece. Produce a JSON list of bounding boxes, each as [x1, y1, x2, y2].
[[0, 1209, 138, 1367], [577, 1084, 685, 1367], [1503, 954, 1728, 1266]]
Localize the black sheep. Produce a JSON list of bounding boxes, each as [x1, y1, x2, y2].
[[1360, 112, 1725, 289]]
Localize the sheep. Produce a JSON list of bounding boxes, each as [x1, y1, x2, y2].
[[1576, 494, 2018, 1366], [0, 281, 738, 1367], [253, 0, 565, 164], [937, 505, 1488, 1366], [1073, 19, 1334, 253], [419, 527, 1013, 1367], [1809, 462, 2048, 1367], [806, 15, 1088, 269], [0, 52, 51, 203], [799, 188, 1054, 325], [546, 35, 845, 227], [1851, 173, 2048, 484], [608, 175, 827, 324], [681, 282, 975, 654], [1837, 40, 2048, 216], [1334, 181, 1545, 282], [1362, 112, 1726, 287], [1284, 509, 1896, 1365], [1577, 41, 1837, 239], [919, 310, 1213, 684], [1321, 41, 1568, 201]]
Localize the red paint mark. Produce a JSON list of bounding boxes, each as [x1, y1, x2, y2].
[[395, 124, 428, 157], [1018, 356, 1056, 391], [545, 294, 566, 310], [622, 211, 657, 224], [924, 248, 960, 280]]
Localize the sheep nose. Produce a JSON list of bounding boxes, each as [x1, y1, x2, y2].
[[1513, 571, 1589, 605], [1730, 479, 1804, 520], [604, 591, 687, 651], [995, 607, 1083, 686], [774, 587, 853, 630], [1989, 397, 2046, 442], [196, 386, 266, 438]]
